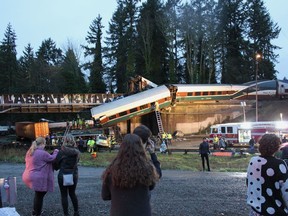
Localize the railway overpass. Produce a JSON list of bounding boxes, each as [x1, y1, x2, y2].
[[0, 93, 122, 114]]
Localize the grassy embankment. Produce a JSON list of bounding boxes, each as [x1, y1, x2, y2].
[[0, 148, 252, 172]]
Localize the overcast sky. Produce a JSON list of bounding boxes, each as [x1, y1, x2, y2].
[[0, 0, 287, 79]]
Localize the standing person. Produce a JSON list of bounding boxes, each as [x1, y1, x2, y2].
[[87, 137, 95, 153], [219, 136, 226, 150], [213, 135, 219, 150], [199, 137, 211, 171], [54, 134, 80, 216], [246, 134, 288, 216], [77, 137, 84, 153], [133, 125, 162, 178], [249, 136, 256, 154], [101, 134, 159, 216], [22, 137, 59, 216]]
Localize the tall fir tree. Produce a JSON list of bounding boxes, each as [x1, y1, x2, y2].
[[216, 0, 247, 84], [83, 15, 106, 93], [136, 0, 169, 85], [0, 23, 18, 93], [104, 0, 139, 93], [58, 48, 87, 93], [245, 0, 280, 80], [35, 38, 63, 93], [18, 44, 35, 93], [163, 0, 182, 84], [179, 0, 218, 84]]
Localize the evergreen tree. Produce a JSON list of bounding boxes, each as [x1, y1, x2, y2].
[[83, 15, 106, 93], [245, 0, 280, 80], [58, 48, 87, 93], [179, 0, 218, 84], [163, 0, 182, 84], [35, 38, 63, 93], [0, 23, 18, 93], [104, 0, 139, 93], [216, 0, 247, 84], [178, 2, 197, 84], [18, 44, 35, 93], [136, 0, 169, 85]]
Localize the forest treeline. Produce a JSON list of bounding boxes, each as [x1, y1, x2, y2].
[[0, 0, 281, 95]]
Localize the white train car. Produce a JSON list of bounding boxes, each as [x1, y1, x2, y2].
[[91, 85, 172, 126], [174, 84, 247, 102], [278, 79, 288, 99]]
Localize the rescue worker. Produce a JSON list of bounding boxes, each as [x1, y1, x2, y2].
[[167, 132, 172, 146], [87, 137, 95, 153], [213, 135, 219, 150], [161, 132, 168, 146]]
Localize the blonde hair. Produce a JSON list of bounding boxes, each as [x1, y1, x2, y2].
[[62, 133, 76, 147], [28, 137, 46, 156]]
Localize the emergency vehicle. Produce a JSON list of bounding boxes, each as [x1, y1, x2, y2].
[[209, 121, 288, 144]]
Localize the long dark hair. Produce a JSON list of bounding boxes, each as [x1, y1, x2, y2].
[[102, 133, 158, 188]]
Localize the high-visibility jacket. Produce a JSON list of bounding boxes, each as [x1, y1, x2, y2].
[[87, 139, 95, 147], [167, 133, 172, 140]]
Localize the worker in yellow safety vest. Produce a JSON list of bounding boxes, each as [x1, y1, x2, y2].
[[213, 135, 219, 150], [87, 137, 96, 153], [167, 133, 172, 146], [161, 132, 168, 146]]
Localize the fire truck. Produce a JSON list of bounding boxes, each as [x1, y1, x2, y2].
[[209, 121, 288, 144]]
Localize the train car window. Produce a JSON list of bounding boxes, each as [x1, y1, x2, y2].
[[211, 128, 218, 133], [203, 92, 209, 95], [119, 111, 127, 117], [217, 91, 222, 95], [195, 92, 201, 96], [259, 80, 276, 91], [221, 127, 226, 133], [140, 105, 148, 109], [227, 127, 233, 133], [109, 115, 117, 120], [188, 92, 193, 96], [210, 92, 215, 95], [130, 107, 138, 113]]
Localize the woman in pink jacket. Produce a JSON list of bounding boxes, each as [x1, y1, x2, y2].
[[22, 136, 59, 216]]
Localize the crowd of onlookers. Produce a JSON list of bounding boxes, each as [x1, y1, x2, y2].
[[21, 124, 161, 216]]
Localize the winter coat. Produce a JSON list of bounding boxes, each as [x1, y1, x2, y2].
[[102, 174, 155, 216], [22, 148, 58, 192], [247, 156, 288, 215], [54, 146, 80, 177], [199, 141, 210, 155]]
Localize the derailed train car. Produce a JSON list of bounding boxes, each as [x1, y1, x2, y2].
[[91, 79, 288, 127]]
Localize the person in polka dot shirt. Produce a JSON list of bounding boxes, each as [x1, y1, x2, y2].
[[247, 134, 288, 216]]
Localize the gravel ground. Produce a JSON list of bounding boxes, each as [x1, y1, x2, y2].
[[0, 163, 250, 216]]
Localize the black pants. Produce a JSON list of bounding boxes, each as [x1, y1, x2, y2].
[[58, 176, 79, 215], [33, 191, 47, 215], [201, 153, 210, 171]]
